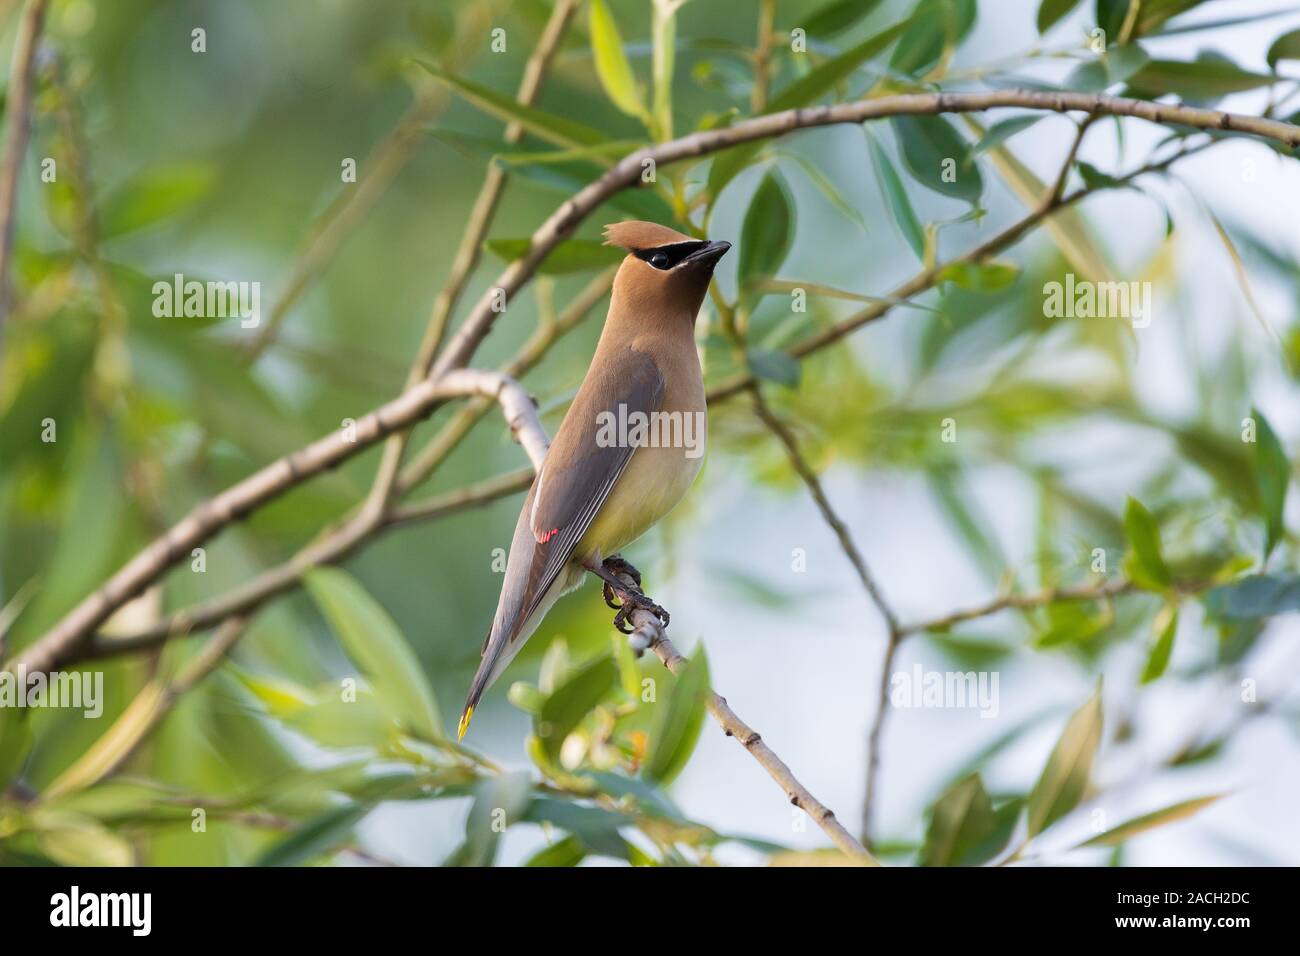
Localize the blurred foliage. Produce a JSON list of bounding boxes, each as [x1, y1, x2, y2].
[[1, 0, 1299, 866]]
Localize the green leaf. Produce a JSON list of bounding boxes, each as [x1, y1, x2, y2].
[[767, 18, 909, 112], [1127, 54, 1273, 103], [304, 567, 443, 741], [920, 773, 997, 866], [781, 151, 869, 233], [1140, 604, 1178, 684], [523, 795, 631, 859], [0, 710, 32, 791], [451, 771, 532, 867], [1026, 685, 1103, 837], [938, 260, 1020, 291], [865, 130, 925, 262], [589, 0, 649, 123], [485, 237, 625, 274], [891, 115, 983, 204], [99, 164, 216, 238], [1076, 794, 1225, 848], [507, 680, 547, 715], [643, 649, 710, 786], [889, 0, 976, 76], [1037, 0, 1083, 33], [1122, 496, 1171, 591], [1250, 408, 1290, 561], [254, 801, 372, 867], [1065, 43, 1152, 91], [971, 116, 1043, 156], [1268, 29, 1300, 69], [32, 811, 133, 867], [650, 0, 679, 138], [1203, 574, 1300, 621], [802, 0, 887, 38], [746, 347, 801, 387], [706, 12, 906, 209], [535, 655, 618, 762], [254, 772, 421, 866], [524, 834, 587, 867], [738, 168, 795, 292], [416, 61, 604, 147], [1075, 160, 1128, 191]]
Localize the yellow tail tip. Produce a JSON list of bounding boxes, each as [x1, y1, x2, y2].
[[457, 706, 474, 741]]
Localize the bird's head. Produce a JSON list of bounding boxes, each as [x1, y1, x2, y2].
[[603, 221, 731, 320]]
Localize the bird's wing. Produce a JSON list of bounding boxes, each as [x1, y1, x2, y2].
[[460, 347, 665, 738], [514, 346, 664, 634]]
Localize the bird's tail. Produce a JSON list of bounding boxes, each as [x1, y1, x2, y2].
[[458, 566, 579, 740]]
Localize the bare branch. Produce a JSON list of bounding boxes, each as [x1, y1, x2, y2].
[[7, 368, 545, 675], [430, 92, 1299, 382], [615, 596, 877, 862], [898, 577, 1136, 637], [750, 386, 901, 635]]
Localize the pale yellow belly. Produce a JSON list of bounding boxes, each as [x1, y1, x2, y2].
[[576, 439, 704, 561]]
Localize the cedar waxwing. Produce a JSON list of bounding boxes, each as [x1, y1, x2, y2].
[[458, 221, 731, 739]]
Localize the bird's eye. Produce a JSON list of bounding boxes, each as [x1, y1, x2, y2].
[[650, 252, 670, 269]]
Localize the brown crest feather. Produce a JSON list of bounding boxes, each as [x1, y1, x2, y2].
[[602, 220, 696, 251]]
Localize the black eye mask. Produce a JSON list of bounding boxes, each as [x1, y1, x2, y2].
[[634, 240, 707, 271]]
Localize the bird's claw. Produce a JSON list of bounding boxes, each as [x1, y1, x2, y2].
[[610, 588, 669, 635], [601, 554, 642, 609]]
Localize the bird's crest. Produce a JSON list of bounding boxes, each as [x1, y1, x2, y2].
[[602, 220, 696, 251]]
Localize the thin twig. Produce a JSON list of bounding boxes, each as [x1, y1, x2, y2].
[[363, 0, 578, 516], [899, 576, 1136, 637], [0, 0, 50, 354], [78, 272, 612, 663], [7, 369, 548, 675], [750, 386, 901, 633], [706, 136, 1215, 402], [242, 0, 505, 358], [618, 597, 877, 862], [748, 385, 904, 845]]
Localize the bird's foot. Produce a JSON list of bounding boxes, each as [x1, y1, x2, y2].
[[600, 554, 642, 609], [611, 589, 669, 636], [586, 556, 668, 639]]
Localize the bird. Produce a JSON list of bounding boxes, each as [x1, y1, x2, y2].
[[457, 221, 731, 740]]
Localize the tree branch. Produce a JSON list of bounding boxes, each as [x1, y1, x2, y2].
[[613, 596, 877, 862], [6, 368, 546, 675], [12, 94, 1285, 674], [429, 91, 1299, 383], [706, 135, 1215, 401]]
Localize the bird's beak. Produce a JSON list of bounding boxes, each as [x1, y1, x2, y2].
[[683, 240, 731, 267]]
